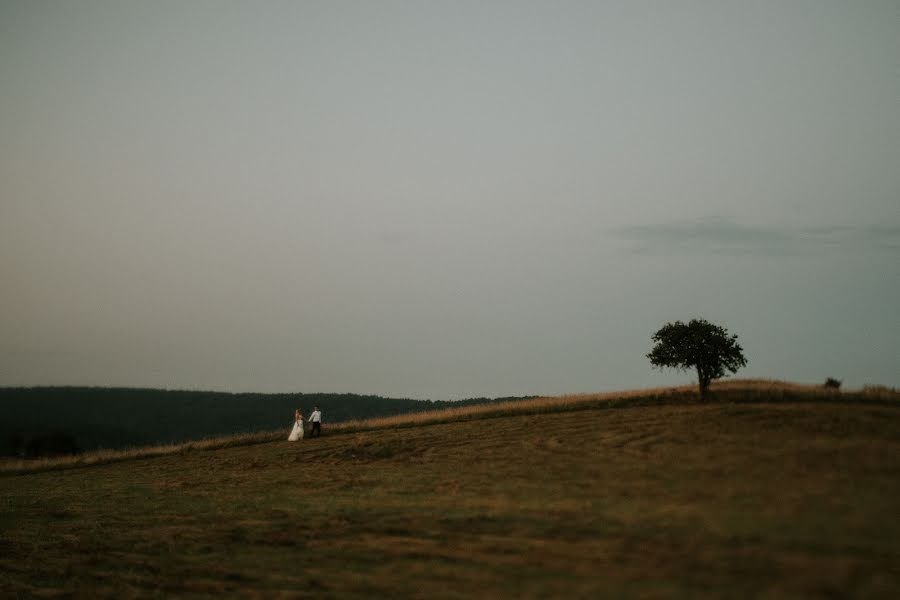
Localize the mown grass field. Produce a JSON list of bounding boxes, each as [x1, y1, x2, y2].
[[2, 385, 899, 598]]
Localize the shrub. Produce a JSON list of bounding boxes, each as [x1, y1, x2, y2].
[[19, 431, 83, 458]]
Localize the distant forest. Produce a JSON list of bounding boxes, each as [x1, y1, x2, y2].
[[1, 387, 536, 457]]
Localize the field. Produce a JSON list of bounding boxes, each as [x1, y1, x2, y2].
[[2, 383, 899, 598]]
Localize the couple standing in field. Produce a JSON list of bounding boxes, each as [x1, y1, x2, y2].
[[288, 406, 321, 441]]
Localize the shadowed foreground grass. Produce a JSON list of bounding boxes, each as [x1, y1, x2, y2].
[[2, 396, 899, 598]]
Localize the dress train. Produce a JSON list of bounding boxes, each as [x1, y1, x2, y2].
[[288, 419, 304, 441]]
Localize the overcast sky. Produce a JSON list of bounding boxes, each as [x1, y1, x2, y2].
[[2, 1, 898, 399]]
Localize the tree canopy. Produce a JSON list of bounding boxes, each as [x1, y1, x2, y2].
[[647, 318, 747, 398]]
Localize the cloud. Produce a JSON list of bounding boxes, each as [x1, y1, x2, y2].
[[614, 218, 900, 256], [861, 225, 900, 250]]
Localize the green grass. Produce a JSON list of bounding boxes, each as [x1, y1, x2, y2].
[[2, 386, 899, 598]]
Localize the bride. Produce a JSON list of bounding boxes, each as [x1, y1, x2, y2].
[[288, 409, 305, 441]]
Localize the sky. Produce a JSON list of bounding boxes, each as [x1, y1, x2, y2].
[[1, 0, 898, 399]]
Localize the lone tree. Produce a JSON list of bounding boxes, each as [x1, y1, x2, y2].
[[647, 318, 747, 398]]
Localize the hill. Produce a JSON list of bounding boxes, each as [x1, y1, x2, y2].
[[2, 382, 899, 597], [0, 386, 531, 457]]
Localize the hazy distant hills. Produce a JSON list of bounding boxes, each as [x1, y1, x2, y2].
[[0, 387, 534, 456]]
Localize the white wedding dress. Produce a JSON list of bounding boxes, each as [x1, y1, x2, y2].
[[288, 418, 304, 441]]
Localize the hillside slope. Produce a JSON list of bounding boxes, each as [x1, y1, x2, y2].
[[2, 399, 899, 598], [0, 387, 518, 455]]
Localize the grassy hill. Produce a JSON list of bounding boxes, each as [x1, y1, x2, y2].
[[0, 387, 526, 456], [2, 381, 899, 598]]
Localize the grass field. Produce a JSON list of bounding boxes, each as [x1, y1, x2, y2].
[[2, 384, 899, 598]]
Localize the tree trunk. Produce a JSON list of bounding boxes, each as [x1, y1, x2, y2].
[[697, 366, 710, 400]]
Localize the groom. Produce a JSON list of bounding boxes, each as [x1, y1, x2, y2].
[[309, 405, 322, 438]]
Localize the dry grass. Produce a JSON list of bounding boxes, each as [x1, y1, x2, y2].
[[3, 399, 899, 598], [3, 379, 896, 476], [331, 378, 874, 431], [0, 430, 283, 475]]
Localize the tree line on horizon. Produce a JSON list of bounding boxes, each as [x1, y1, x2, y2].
[[0, 387, 535, 458]]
